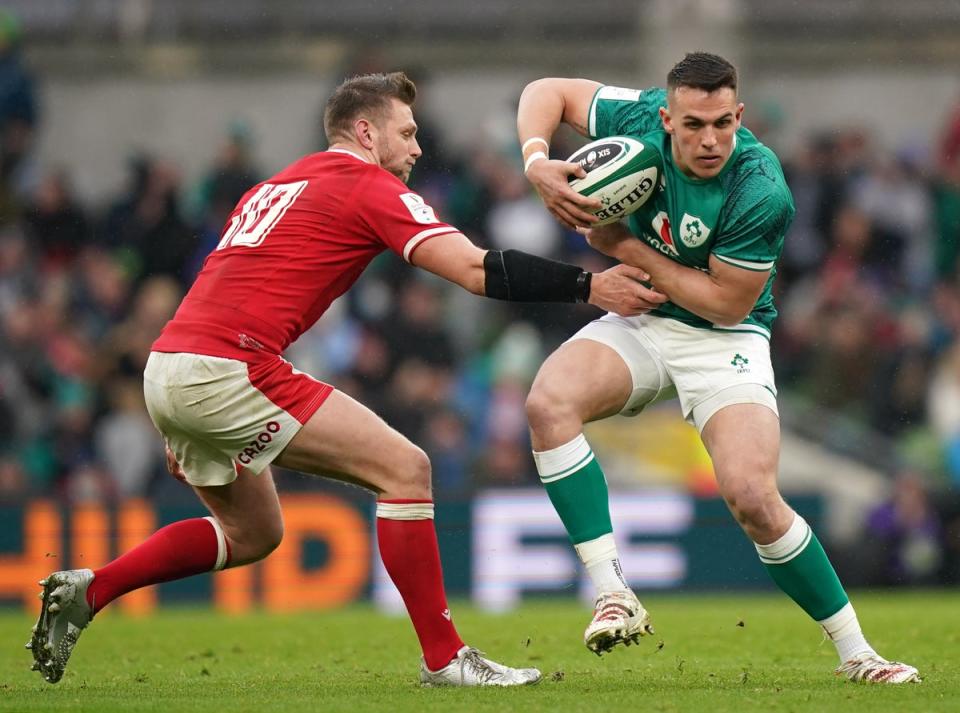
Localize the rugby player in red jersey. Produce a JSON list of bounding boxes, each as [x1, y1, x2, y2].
[[27, 71, 665, 687]]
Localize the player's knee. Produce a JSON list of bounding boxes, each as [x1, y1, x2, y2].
[[243, 526, 283, 563], [258, 517, 284, 558], [722, 481, 780, 531], [383, 444, 432, 500], [224, 517, 283, 566], [526, 383, 576, 434], [407, 445, 432, 488], [730, 497, 771, 528]]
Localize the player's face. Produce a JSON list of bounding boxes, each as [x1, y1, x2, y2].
[[374, 99, 422, 183], [661, 86, 743, 179]]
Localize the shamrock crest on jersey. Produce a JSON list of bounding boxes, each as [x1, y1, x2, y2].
[[679, 213, 711, 248]]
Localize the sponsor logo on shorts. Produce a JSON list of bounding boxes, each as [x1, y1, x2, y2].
[[731, 353, 750, 374], [237, 421, 281, 465]]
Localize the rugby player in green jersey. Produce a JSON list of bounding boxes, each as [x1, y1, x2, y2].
[[517, 52, 919, 684]]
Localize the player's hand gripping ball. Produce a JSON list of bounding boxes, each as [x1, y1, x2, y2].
[[567, 136, 662, 226]]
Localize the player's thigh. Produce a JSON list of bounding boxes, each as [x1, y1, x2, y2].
[[701, 403, 782, 498], [192, 465, 284, 565], [275, 389, 427, 496], [529, 339, 634, 425], [529, 314, 672, 423]]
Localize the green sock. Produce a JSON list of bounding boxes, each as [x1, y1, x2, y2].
[[533, 434, 612, 543], [755, 513, 849, 621]]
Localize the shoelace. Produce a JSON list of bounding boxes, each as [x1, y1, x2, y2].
[[460, 649, 499, 684], [594, 596, 635, 622]]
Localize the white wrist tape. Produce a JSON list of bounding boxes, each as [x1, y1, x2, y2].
[[524, 151, 548, 174], [521, 136, 549, 154]]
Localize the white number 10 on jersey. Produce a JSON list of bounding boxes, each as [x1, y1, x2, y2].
[[217, 181, 308, 250]]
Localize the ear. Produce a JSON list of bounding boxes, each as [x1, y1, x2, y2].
[[355, 118, 375, 150], [734, 102, 745, 130], [659, 106, 673, 135]]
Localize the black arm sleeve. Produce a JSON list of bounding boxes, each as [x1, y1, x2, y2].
[[483, 249, 592, 303]]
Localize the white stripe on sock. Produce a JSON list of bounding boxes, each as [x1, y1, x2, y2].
[[376, 502, 435, 520], [754, 513, 811, 564], [203, 516, 228, 571], [539, 453, 596, 483], [533, 434, 594, 484]]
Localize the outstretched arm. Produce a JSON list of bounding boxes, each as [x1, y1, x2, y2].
[[410, 231, 667, 317], [517, 78, 605, 229]]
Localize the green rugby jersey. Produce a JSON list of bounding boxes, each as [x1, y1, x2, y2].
[[587, 85, 795, 338]]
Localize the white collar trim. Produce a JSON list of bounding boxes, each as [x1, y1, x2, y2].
[[328, 148, 370, 163]]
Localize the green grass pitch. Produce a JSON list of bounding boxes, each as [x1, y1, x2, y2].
[[1, 591, 956, 713]]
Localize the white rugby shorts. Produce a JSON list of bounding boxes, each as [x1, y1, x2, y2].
[[569, 313, 778, 432], [143, 351, 333, 487]]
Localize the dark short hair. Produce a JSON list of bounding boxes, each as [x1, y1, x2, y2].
[[667, 52, 738, 94], [323, 71, 417, 143]]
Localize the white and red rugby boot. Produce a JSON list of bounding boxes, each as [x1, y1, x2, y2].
[[584, 590, 654, 655], [835, 653, 921, 684]]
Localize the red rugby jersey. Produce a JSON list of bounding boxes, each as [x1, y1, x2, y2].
[[152, 150, 458, 360]]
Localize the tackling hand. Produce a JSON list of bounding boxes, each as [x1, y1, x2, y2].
[[588, 264, 668, 316], [526, 158, 601, 230]]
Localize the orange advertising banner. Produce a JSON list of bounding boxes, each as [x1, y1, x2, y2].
[[0, 495, 371, 615]]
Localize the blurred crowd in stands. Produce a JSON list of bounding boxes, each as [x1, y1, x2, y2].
[[0, 22, 958, 585]]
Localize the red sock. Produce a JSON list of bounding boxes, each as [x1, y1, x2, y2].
[[376, 500, 464, 671], [86, 517, 229, 614]]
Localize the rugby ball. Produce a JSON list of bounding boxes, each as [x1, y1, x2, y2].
[[567, 136, 661, 225]]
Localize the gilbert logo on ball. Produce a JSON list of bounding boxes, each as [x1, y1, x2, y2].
[[567, 136, 662, 226]]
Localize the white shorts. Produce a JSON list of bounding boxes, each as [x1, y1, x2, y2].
[[569, 313, 778, 432], [143, 351, 333, 487]]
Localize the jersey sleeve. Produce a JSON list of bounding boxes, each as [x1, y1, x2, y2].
[[587, 86, 668, 139], [712, 153, 795, 271], [358, 170, 460, 262]]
